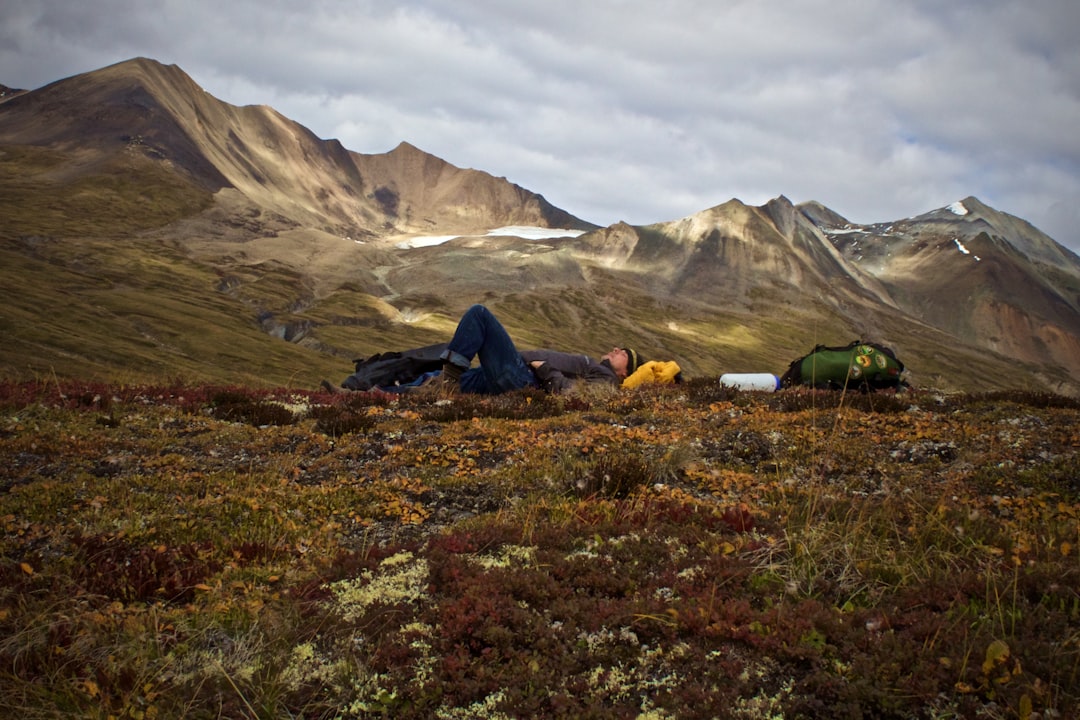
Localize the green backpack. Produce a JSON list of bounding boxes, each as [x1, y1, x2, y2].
[[779, 341, 906, 391]]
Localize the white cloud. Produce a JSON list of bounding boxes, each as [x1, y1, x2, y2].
[[2, 0, 1078, 252]]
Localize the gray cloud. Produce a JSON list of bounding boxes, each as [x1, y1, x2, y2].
[[3, 0, 1078, 252]]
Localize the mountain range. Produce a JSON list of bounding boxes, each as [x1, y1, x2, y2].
[[2, 57, 1079, 395]]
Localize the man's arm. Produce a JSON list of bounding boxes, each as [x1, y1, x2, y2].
[[526, 352, 619, 394], [529, 360, 574, 394]]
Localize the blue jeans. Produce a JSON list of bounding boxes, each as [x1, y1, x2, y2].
[[442, 305, 539, 394]]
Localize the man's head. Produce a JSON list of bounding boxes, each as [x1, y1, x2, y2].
[[601, 347, 644, 379]]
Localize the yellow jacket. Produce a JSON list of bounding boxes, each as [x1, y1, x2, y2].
[[622, 360, 683, 389]]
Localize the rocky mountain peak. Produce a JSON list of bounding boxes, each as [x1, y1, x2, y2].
[[796, 200, 851, 229], [0, 57, 593, 240], [761, 195, 801, 238]]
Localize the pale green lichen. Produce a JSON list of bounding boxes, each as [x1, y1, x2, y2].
[[279, 640, 352, 693], [329, 551, 429, 622], [468, 544, 537, 569], [676, 565, 703, 581], [565, 638, 692, 708], [339, 673, 400, 717], [731, 676, 793, 720], [433, 689, 513, 719], [402, 621, 438, 685], [272, 395, 311, 417], [730, 657, 792, 720]]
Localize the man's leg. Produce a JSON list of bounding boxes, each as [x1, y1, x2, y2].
[[443, 305, 537, 394]]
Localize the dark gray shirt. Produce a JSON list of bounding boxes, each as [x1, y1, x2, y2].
[[520, 349, 619, 394]]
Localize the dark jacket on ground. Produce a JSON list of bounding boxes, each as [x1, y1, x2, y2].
[[519, 350, 619, 394]]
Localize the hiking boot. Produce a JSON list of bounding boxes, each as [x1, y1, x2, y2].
[[320, 379, 346, 395], [414, 364, 463, 397]]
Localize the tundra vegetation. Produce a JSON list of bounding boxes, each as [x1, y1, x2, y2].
[[1, 379, 1077, 719]]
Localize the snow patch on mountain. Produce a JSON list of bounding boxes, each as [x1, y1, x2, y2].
[[948, 201, 969, 216], [394, 226, 586, 249], [954, 237, 981, 261]]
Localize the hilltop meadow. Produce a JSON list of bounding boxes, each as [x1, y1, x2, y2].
[[1, 379, 1077, 719]]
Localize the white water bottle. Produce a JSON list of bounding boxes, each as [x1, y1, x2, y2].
[[719, 373, 781, 392]]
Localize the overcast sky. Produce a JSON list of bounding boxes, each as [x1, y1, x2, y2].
[[4, 0, 1079, 253]]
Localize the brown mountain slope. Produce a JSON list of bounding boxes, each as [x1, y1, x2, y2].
[[0, 58, 232, 191], [0, 84, 27, 102], [0, 57, 592, 240], [353, 141, 594, 236], [813, 196, 1080, 385], [555, 196, 1080, 394]]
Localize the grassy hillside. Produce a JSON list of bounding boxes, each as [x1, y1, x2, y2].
[[0, 142, 349, 388], [0, 234, 351, 388], [2, 380, 1077, 718], [0, 145, 213, 237]]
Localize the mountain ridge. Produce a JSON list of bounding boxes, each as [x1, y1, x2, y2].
[[2, 57, 1079, 395]]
